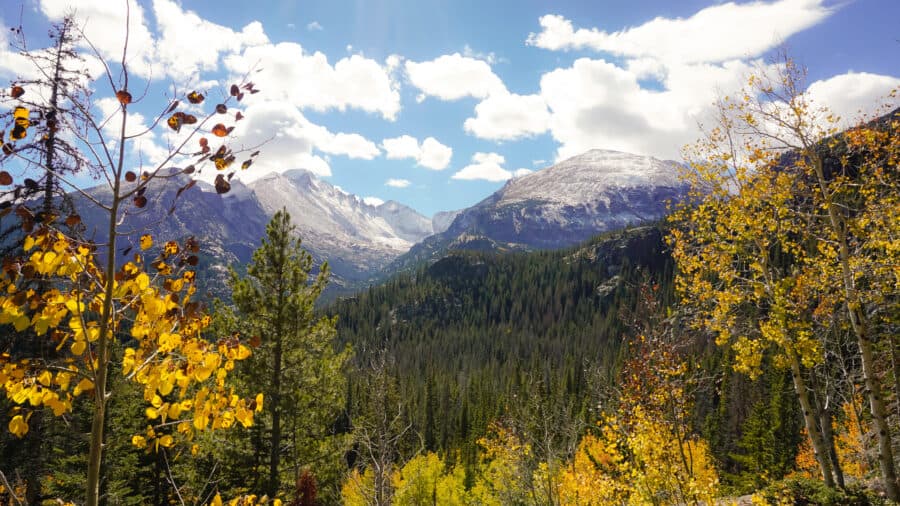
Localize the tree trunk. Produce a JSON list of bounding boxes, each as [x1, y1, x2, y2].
[[858, 332, 899, 498], [820, 402, 845, 488], [811, 155, 899, 500], [890, 333, 900, 423], [268, 335, 283, 496], [789, 352, 836, 488]]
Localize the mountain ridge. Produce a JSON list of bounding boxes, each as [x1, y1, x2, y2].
[[386, 149, 686, 274]]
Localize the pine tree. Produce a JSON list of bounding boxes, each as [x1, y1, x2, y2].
[[225, 210, 351, 498]]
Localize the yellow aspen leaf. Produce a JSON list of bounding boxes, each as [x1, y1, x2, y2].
[[23, 236, 35, 251], [64, 298, 83, 313], [73, 377, 94, 396], [194, 411, 209, 430], [7, 312, 28, 331], [37, 370, 52, 387], [55, 372, 71, 391], [122, 348, 136, 375], [167, 402, 183, 419], [71, 339, 86, 356], [139, 234, 153, 250], [211, 494, 223, 506], [132, 435, 147, 448], [255, 393, 264, 412], [8, 414, 28, 437], [159, 434, 174, 447], [47, 397, 68, 416]]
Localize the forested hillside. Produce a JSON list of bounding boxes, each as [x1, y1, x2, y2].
[[331, 226, 672, 451]]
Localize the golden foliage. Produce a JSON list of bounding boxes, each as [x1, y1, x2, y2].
[[0, 228, 260, 450]]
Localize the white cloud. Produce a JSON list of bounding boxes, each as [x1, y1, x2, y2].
[[94, 96, 172, 170], [463, 44, 503, 65], [225, 43, 401, 120], [538, 57, 758, 160], [464, 92, 550, 140], [419, 137, 453, 170], [40, 0, 157, 77], [804, 72, 900, 128], [386, 178, 411, 188], [307, 21, 323, 31], [513, 168, 532, 177], [381, 135, 453, 170], [405, 53, 506, 101], [0, 22, 40, 81], [320, 132, 380, 160], [227, 101, 381, 181], [382, 135, 421, 160], [363, 196, 384, 206], [526, 1, 834, 63], [151, 0, 269, 82], [38, 0, 269, 82], [452, 152, 516, 182]]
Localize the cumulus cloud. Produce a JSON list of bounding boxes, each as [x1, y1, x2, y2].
[[38, 0, 268, 82], [463, 44, 503, 65], [95, 96, 169, 167], [40, 0, 157, 77], [464, 92, 550, 140], [151, 0, 269, 81], [307, 21, 323, 31], [363, 196, 384, 206], [227, 101, 381, 181], [381, 135, 453, 170], [803, 72, 900, 128], [526, 1, 834, 63], [405, 53, 506, 102], [386, 178, 411, 188], [452, 152, 526, 182], [0, 22, 41, 81], [382, 135, 421, 160], [226, 43, 401, 120], [539, 57, 759, 160]]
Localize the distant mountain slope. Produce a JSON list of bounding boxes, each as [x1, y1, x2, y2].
[[388, 149, 686, 273], [74, 169, 434, 295]]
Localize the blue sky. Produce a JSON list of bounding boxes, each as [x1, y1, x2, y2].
[[2, 0, 898, 216]]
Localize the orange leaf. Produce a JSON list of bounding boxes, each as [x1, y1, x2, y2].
[[10, 85, 24, 98], [116, 90, 132, 105], [0, 171, 12, 185], [187, 91, 204, 104], [212, 124, 228, 137]]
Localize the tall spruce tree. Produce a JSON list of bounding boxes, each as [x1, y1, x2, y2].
[[226, 210, 350, 498]]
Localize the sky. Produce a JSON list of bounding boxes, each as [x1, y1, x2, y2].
[[1, 0, 898, 217]]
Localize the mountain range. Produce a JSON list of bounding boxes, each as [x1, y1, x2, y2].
[[74, 149, 684, 294]]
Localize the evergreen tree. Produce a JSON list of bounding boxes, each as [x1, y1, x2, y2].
[[224, 210, 351, 498]]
